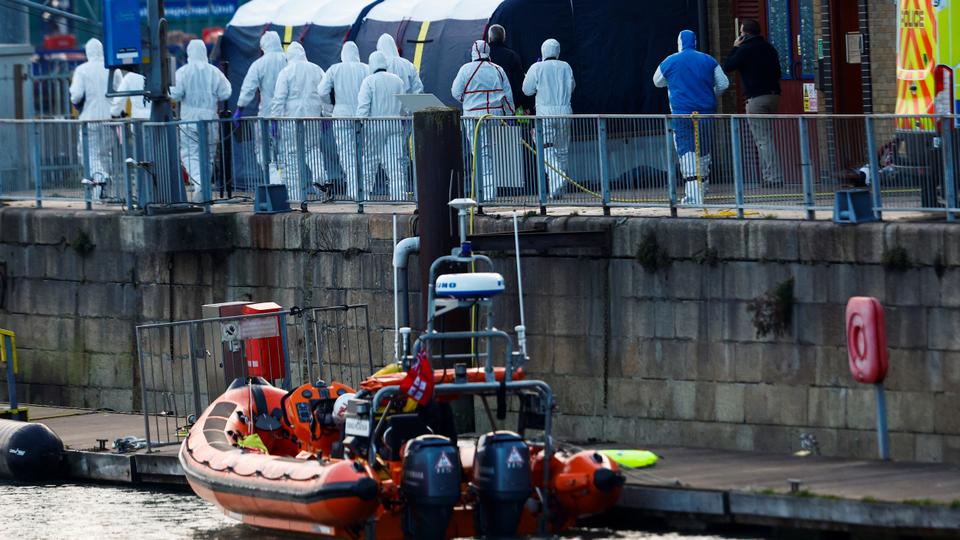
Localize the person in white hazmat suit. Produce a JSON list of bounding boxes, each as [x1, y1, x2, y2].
[[376, 33, 423, 94], [236, 31, 286, 176], [270, 42, 327, 202], [70, 38, 123, 201], [356, 51, 405, 201], [110, 72, 150, 119], [318, 41, 369, 200], [451, 40, 514, 202], [522, 38, 574, 199], [170, 39, 232, 202]]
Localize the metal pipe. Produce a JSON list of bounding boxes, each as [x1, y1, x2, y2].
[[731, 117, 745, 219], [798, 117, 815, 220], [875, 383, 890, 460], [865, 116, 883, 220], [2, 0, 100, 25], [393, 235, 419, 332]]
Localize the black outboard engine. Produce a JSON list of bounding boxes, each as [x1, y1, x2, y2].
[[400, 434, 463, 540], [472, 431, 531, 537]]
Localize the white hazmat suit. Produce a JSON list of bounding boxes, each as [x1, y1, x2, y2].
[[170, 39, 232, 202], [376, 34, 423, 95], [237, 31, 286, 175], [237, 31, 287, 117], [110, 72, 150, 119], [452, 40, 514, 201], [356, 51, 405, 201], [522, 39, 575, 198], [70, 38, 123, 199], [271, 42, 327, 201], [318, 41, 369, 198]]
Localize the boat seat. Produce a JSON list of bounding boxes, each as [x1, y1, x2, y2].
[[381, 414, 432, 461]]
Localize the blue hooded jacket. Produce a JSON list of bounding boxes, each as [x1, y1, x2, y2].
[[656, 30, 721, 114]]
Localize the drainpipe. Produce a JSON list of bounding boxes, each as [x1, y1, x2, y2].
[[393, 236, 420, 349]]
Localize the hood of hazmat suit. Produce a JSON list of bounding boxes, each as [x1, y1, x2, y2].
[[170, 39, 232, 121], [69, 38, 122, 120], [521, 38, 575, 116], [237, 31, 287, 115], [376, 33, 423, 94], [356, 51, 404, 117], [452, 40, 513, 116], [271, 41, 326, 118], [318, 41, 369, 116]]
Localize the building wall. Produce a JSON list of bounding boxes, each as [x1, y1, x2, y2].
[[866, 1, 897, 114], [2, 208, 960, 464]]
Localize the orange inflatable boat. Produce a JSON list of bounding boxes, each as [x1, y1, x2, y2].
[[181, 375, 623, 539]]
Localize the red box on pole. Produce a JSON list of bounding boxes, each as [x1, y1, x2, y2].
[[241, 302, 284, 380]]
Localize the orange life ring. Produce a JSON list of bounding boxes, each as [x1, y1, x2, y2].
[[846, 297, 888, 384]]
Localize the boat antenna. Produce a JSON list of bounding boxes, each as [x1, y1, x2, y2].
[[392, 213, 399, 363], [513, 212, 527, 358]]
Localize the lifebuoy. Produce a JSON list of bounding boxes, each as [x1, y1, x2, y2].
[[846, 297, 888, 384]]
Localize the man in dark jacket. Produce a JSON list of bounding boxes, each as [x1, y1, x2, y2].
[[487, 24, 529, 113], [723, 19, 783, 186]]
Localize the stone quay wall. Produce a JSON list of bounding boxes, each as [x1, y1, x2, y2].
[[1, 207, 959, 463]]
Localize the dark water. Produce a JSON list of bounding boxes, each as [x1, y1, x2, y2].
[[0, 483, 747, 540]]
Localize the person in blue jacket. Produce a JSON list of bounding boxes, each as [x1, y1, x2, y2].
[[654, 30, 729, 205]]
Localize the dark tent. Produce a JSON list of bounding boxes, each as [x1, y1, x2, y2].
[[220, 0, 705, 114]]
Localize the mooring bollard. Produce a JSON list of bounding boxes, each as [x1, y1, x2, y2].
[[845, 297, 890, 460]]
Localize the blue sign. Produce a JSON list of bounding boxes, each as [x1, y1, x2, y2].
[[104, 0, 143, 67], [138, 0, 237, 20]]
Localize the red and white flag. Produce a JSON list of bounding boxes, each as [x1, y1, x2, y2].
[[399, 349, 434, 406]]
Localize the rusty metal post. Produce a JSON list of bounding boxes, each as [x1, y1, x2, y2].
[[412, 107, 473, 433]]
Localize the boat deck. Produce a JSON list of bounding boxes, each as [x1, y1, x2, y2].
[[10, 404, 960, 533]]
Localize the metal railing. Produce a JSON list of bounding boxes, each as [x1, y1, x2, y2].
[[2, 114, 957, 220], [134, 304, 376, 450], [461, 113, 959, 220]]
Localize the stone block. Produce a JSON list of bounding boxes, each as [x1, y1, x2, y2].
[[5, 314, 78, 352], [943, 436, 960, 464], [751, 424, 793, 454], [23, 383, 65, 406], [915, 433, 944, 463], [697, 342, 736, 382], [934, 394, 960, 435], [7, 278, 78, 316], [762, 344, 816, 386], [30, 211, 76, 245], [692, 382, 717, 421], [550, 375, 603, 417], [715, 383, 745, 423], [746, 221, 799, 262], [647, 340, 698, 381], [941, 352, 960, 394], [883, 307, 928, 350], [726, 301, 760, 343], [83, 318, 135, 354], [850, 265, 885, 302], [78, 283, 138, 319], [668, 380, 697, 420], [798, 222, 837, 264], [939, 269, 960, 308], [22, 245, 83, 282], [791, 263, 829, 304], [813, 346, 849, 387], [885, 390, 934, 432], [248, 214, 285, 250], [884, 349, 940, 392], [611, 298, 654, 338], [282, 213, 308, 250], [706, 220, 748, 261], [674, 301, 701, 340], [928, 309, 960, 351], [19, 351, 72, 386], [87, 353, 134, 389], [890, 431, 917, 461], [827, 263, 859, 303], [884, 267, 922, 306], [97, 388, 135, 412], [836, 428, 880, 460], [135, 252, 169, 285], [945, 226, 960, 266], [807, 386, 847, 428], [652, 300, 676, 339], [845, 388, 879, 430], [744, 384, 807, 426]]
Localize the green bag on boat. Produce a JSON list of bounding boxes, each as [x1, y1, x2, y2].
[[599, 449, 659, 468]]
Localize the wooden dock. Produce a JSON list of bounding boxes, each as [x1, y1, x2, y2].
[[17, 405, 960, 535]]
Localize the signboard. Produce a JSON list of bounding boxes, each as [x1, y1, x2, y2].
[[239, 316, 279, 340], [803, 83, 819, 112], [138, 0, 237, 20]]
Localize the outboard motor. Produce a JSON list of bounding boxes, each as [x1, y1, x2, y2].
[[400, 434, 462, 540], [472, 431, 531, 537]]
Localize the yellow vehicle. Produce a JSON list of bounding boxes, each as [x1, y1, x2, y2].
[[896, 0, 958, 208]]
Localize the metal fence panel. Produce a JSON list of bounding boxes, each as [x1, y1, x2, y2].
[[135, 305, 373, 450]]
